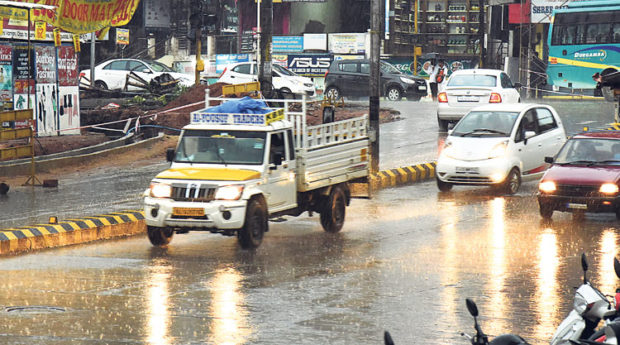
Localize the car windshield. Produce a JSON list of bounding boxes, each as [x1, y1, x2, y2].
[[175, 130, 266, 165], [273, 64, 298, 76], [554, 138, 620, 165], [146, 61, 175, 73], [451, 111, 519, 137], [380, 62, 401, 74], [448, 74, 497, 87]]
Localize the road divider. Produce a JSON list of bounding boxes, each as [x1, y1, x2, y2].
[[0, 210, 145, 255], [370, 162, 436, 189], [0, 162, 436, 255]]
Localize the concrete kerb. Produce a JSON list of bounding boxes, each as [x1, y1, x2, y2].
[[370, 162, 436, 189], [0, 210, 145, 255]]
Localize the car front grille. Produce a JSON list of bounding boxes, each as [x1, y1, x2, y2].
[[171, 183, 216, 202], [555, 184, 600, 197], [447, 176, 493, 183]]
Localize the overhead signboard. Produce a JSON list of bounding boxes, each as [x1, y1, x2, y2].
[[116, 28, 129, 45]]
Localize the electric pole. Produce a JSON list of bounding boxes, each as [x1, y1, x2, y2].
[[369, 0, 381, 174], [258, 0, 272, 97]]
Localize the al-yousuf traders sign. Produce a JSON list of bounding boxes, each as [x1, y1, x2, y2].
[[1, 0, 140, 34]]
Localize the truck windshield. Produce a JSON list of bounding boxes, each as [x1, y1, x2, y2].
[[175, 130, 266, 165]]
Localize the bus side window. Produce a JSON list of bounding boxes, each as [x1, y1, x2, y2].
[[613, 23, 620, 43]]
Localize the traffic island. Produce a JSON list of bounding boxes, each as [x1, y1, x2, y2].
[[0, 210, 145, 255]]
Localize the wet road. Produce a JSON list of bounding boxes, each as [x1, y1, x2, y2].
[[0, 99, 618, 344], [1, 181, 619, 344]]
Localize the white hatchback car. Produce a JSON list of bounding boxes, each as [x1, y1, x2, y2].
[[436, 103, 566, 194], [218, 62, 315, 97], [437, 69, 522, 131], [80, 58, 194, 91]]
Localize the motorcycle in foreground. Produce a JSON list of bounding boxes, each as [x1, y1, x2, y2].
[[384, 298, 530, 345], [550, 254, 620, 345]]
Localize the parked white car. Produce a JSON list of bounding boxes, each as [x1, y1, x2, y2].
[[217, 62, 315, 97], [80, 58, 194, 91], [437, 69, 522, 131], [436, 103, 566, 194]]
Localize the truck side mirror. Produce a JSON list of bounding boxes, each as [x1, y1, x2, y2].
[[166, 148, 175, 162]]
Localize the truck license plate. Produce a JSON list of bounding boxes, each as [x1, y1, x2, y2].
[[567, 203, 587, 210], [172, 207, 205, 217]]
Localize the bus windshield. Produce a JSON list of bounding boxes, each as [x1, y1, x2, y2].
[[547, 4, 620, 90]]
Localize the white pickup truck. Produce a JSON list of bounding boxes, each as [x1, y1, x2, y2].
[[143, 95, 369, 248]]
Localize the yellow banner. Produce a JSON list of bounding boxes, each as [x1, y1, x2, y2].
[[72, 33, 80, 52], [53, 28, 61, 46], [0, 20, 3, 36], [34, 21, 46, 39], [57, 0, 141, 34], [2, 0, 141, 35], [0, 6, 29, 21]]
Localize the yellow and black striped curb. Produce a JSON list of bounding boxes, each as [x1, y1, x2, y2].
[[0, 210, 145, 255], [371, 162, 436, 189]]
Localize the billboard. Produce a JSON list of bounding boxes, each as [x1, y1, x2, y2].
[[328, 33, 368, 54]]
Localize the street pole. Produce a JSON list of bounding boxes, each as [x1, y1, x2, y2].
[[369, 0, 381, 174], [258, 0, 272, 96], [90, 32, 95, 87], [195, 26, 202, 86]]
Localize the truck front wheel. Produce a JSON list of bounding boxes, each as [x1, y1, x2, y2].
[[238, 198, 267, 249], [147, 226, 174, 247], [320, 186, 346, 233]]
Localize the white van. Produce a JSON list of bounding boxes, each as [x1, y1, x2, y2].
[[217, 62, 315, 97]]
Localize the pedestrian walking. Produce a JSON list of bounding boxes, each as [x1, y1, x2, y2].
[[429, 59, 448, 100]]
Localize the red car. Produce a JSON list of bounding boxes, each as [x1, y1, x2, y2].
[[538, 130, 620, 219]]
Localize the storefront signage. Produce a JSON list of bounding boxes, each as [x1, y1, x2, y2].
[[0, 45, 12, 104], [286, 53, 333, 77], [116, 28, 129, 45], [303, 33, 327, 51], [12, 44, 34, 94], [328, 33, 368, 54], [215, 54, 250, 73], [530, 0, 568, 23], [272, 36, 303, 53]]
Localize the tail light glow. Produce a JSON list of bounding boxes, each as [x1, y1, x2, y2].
[[489, 92, 502, 103], [438, 92, 448, 103]]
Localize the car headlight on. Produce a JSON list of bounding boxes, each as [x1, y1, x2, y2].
[[600, 183, 619, 195], [215, 185, 244, 200], [400, 77, 416, 84], [574, 293, 589, 314], [539, 181, 557, 193], [488, 141, 508, 159], [149, 182, 172, 198]]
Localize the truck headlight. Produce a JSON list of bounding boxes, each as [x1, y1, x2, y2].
[[150, 182, 172, 198], [215, 185, 244, 200], [600, 183, 619, 195]]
